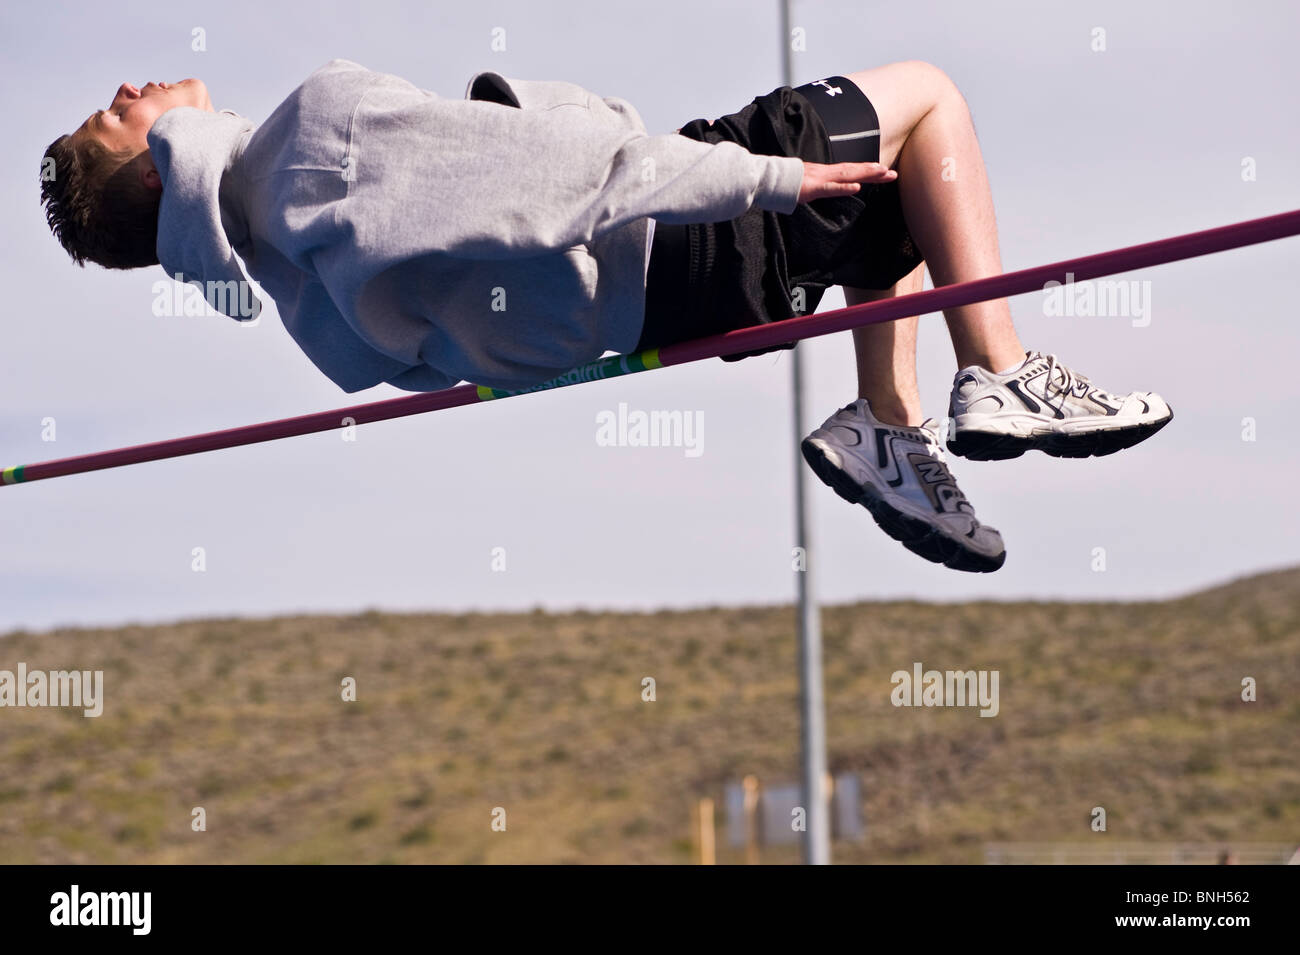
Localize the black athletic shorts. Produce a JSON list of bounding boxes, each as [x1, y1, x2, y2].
[[637, 75, 923, 361]]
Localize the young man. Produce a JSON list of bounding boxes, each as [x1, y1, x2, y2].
[[40, 60, 1171, 573]]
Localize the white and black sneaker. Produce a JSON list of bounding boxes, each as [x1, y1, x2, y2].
[[947, 350, 1173, 461], [801, 398, 1006, 573]]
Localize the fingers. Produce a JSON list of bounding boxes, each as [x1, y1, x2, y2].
[[833, 161, 896, 183], [798, 161, 897, 204]]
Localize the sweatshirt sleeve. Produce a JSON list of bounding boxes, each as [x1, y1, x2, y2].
[[337, 80, 806, 261], [600, 131, 806, 224]]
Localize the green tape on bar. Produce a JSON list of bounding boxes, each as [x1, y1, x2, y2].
[[2, 465, 25, 485], [474, 348, 662, 401]]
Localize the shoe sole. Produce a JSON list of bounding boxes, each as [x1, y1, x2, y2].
[[947, 412, 1173, 461], [800, 439, 1006, 574]]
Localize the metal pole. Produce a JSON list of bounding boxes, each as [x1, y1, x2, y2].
[[781, 0, 831, 866]]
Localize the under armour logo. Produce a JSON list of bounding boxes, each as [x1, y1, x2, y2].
[[810, 79, 843, 97]]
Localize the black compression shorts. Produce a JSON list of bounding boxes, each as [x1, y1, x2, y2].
[[638, 75, 923, 361]]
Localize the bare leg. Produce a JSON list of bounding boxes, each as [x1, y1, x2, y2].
[[844, 62, 1025, 374], [846, 262, 926, 426]]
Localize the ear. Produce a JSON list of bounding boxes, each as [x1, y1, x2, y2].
[[137, 154, 163, 192]]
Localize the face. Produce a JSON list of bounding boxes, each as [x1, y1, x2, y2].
[[76, 78, 213, 155]]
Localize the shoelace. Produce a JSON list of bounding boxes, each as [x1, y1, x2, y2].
[[1040, 353, 1079, 398], [1039, 353, 1113, 401]]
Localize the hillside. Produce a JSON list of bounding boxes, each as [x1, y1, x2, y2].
[[1, 567, 1297, 863]]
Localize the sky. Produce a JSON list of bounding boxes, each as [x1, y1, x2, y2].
[[1, 0, 1297, 632]]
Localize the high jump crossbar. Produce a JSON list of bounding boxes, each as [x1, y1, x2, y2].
[[3, 208, 1297, 489]]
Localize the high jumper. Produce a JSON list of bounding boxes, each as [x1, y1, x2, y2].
[[34, 61, 1282, 570]]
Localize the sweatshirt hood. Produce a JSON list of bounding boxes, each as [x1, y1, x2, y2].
[[147, 107, 262, 320]]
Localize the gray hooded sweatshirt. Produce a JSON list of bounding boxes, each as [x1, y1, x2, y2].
[[146, 59, 805, 393]]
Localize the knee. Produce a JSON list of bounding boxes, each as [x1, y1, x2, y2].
[[898, 60, 967, 109]]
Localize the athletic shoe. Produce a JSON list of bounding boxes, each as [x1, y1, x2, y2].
[[801, 398, 1006, 573], [947, 350, 1173, 460]]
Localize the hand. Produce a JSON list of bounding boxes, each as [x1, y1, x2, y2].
[[798, 161, 897, 203]]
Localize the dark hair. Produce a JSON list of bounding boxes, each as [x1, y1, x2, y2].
[[39, 133, 162, 270]]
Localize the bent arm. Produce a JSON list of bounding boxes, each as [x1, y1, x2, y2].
[[335, 87, 806, 261]]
